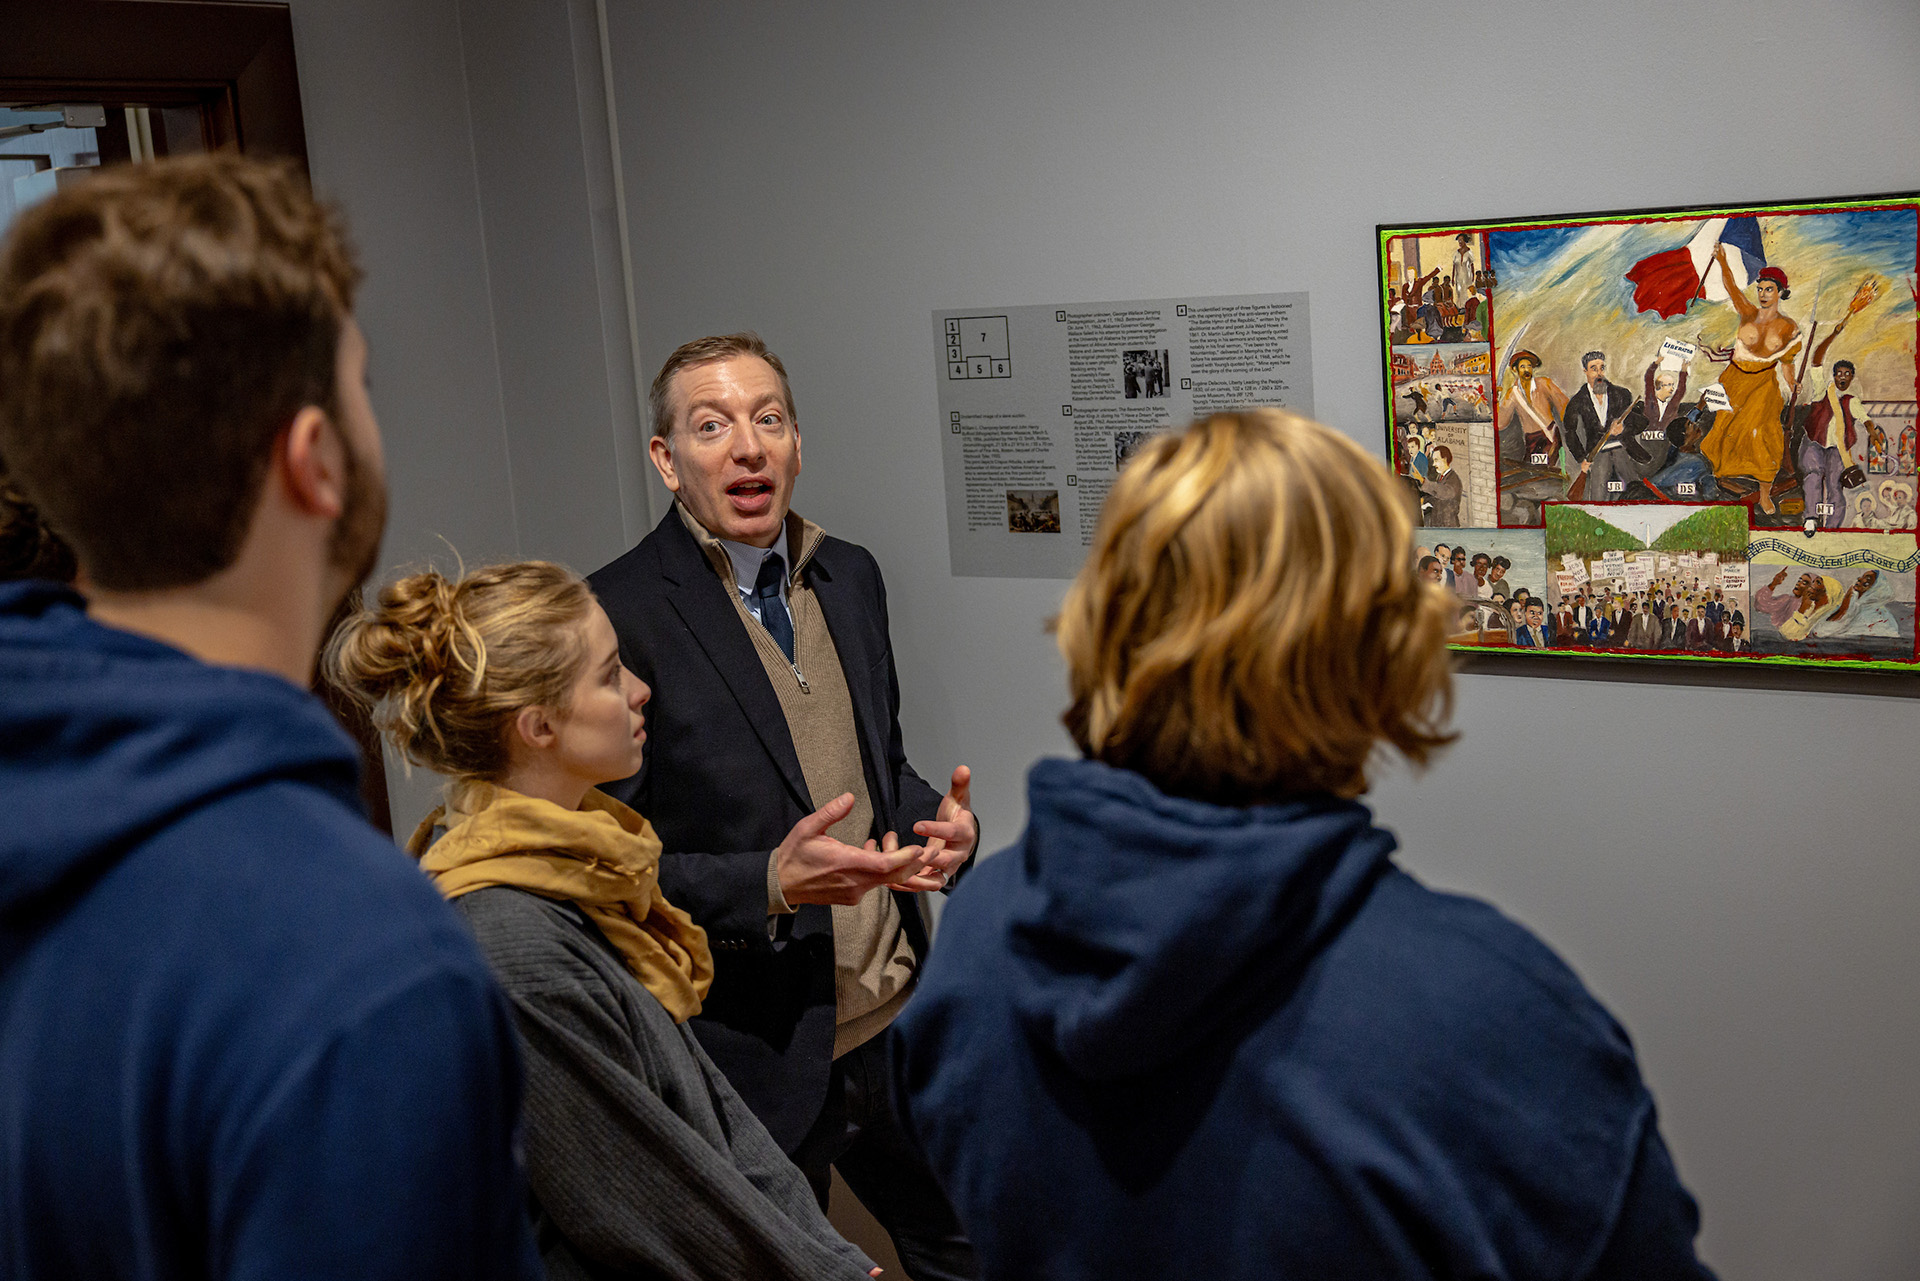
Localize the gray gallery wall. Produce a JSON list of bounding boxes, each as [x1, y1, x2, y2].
[[602, 2, 1920, 1277], [283, 0, 1920, 1276], [286, 0, 654, 825]]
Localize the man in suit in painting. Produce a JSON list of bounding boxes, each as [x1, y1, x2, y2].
[[1608, 598, 1633, 647], [1627, 601, 1659, 650], [1585, 603, 1612, 647], [1563, 351, 1635, 486], [1660, 606, 1686, 649], [1686, 608, 1709, 650], [1564, 593, 1594, 644], [1420, 446, 1464, 528], [1513, 600, 1551, 648]]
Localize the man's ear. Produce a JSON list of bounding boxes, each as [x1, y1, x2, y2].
[[514, 704, 558, 752], [281, 405, 346, 520], [792, 426, 802, 477], [648, 434, 682, 493]]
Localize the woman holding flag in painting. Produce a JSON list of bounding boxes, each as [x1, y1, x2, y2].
[[1625, 217, 1803, 515], [1699, 244, 1801, 514]]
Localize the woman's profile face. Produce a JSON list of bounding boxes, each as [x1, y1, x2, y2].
[[547, 603, 650, 787]]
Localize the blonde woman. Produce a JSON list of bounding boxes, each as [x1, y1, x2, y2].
[[892, 412, 1715, 1280], [329, 563, 881, 1281]]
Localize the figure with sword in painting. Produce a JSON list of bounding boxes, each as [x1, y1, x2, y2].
[[1499, 324, 1569, 473]]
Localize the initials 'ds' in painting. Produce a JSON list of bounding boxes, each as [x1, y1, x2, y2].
[[1379, 194, 1919, 672]]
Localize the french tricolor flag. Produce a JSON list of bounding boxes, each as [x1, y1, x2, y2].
[[1624, 217, 1767, 318]]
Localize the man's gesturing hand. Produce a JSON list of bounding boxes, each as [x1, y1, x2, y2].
[[775, 793, 937, 906], [911, 765, 978, 880]]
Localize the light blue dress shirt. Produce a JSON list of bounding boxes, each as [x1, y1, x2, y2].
[[717, 526, 791, 626]]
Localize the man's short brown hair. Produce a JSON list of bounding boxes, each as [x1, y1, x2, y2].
[[649, 332, 795, 439], [0, 153, 361, 590], [1055, 410, 1457, 803]]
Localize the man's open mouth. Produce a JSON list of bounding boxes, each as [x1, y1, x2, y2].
[[727, 478, 774, 512]]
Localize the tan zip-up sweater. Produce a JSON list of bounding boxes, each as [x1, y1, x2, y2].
[[678, 504, 916, 1058]]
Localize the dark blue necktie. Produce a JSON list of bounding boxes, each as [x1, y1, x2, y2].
[[753, 552, 794, 661]]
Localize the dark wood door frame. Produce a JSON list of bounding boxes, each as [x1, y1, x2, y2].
[[0, 1, 306, 165], [0, 2, 395, 832]]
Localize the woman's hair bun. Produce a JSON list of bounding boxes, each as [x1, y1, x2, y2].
[[323, 561, 593, 780]]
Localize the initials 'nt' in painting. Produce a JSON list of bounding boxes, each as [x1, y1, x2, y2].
[[1379, 194, 1920, 672]]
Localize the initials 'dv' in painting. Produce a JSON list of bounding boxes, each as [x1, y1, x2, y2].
[[1379, 194, 1920, 672]]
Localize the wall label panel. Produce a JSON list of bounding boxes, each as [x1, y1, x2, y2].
[[935, 291, 1312, 578]]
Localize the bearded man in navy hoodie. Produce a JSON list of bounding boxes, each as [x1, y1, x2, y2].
[[0, 155, 540, 1280]]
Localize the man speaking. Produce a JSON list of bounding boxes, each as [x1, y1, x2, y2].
[[590, 334, 977, 1280]]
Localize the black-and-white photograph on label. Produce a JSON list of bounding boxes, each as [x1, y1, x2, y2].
[[1123, 349, 1172, 399], [1114, 429, 1160, 470]]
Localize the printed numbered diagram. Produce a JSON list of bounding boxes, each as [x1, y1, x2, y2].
[[946, 315, 1012, 379]]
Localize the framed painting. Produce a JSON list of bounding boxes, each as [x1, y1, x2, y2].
[[1379, 193, 1919, 673]]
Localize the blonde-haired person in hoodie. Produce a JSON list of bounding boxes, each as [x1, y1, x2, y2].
[[891, 410, 1716, 1281], [328, 561, 895, 1281]]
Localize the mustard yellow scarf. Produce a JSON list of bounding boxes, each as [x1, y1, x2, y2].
[[407, 783, 714, 1022]]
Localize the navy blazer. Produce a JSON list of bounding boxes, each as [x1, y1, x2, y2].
[[589, 508, 948, 1151]]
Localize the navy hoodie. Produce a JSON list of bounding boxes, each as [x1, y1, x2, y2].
[[894, 758, 1716, 1280], [0, 583, 541, 1281]]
